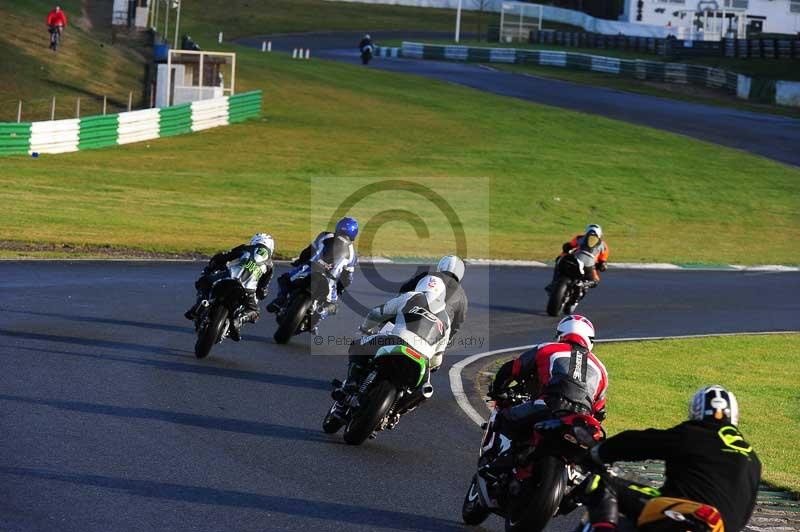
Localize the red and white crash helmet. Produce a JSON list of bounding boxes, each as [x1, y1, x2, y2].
[[556, 314, 596, 350]]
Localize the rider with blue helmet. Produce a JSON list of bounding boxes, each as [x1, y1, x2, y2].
[[267, 217, 359, 315]]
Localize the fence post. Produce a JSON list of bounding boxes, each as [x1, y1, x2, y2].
[[76, 97, 81, 118], [128, 91, 133, 112], [50, 96, 56, 120], [103, 95, 107, 115], [17, 100, 22, 123]]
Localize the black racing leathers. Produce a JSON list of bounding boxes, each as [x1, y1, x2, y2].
[[595, 420, 761, 532], [399, 271, 467, 337], [196, 244, 274, 321]]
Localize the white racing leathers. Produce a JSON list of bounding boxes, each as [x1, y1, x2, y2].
[[361, 276, 452, 371]]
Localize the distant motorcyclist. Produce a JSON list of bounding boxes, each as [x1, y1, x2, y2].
[[546, 224, 609, 293], [331, 274, 451, 422], [185, 233, 275, 340], [482, 315, 608, 476], [267, 217, 358, 316], [359, 33, 374, 64], [576, 385, 761, 532], [398, 255, 467, 339]]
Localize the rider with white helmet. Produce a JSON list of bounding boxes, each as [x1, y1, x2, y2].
[[398, 255, 468, 338], [481, 315, 608, 477], [489, 314, 607, 432], [185, 233, 275, 340], [333, 275, 452, 409], [579, 385, 761, 532]]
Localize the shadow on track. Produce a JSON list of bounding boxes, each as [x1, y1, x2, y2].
[[0, 394, 335, 444], [11, 345, 331, 391], [0, 329, 192, 358], [0, 307, 192, 335], [0, 466, 468, 531]]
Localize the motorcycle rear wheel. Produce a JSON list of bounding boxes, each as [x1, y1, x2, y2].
[[194, 305, 228, 359], [273, 295, 312, 344], [343, 379, 397, 445], [505, 455, 567, 532], [546, 279, 569, 317], [462, 474, 491, 525]]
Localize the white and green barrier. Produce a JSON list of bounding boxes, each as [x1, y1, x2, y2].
[[392, 43, 800, 108], [0, 90, 261, 157]]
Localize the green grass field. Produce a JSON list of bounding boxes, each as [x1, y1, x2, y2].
[[1, 2, 799, 263], [482, 334, 800, 493], [2, 43, 799, 262]]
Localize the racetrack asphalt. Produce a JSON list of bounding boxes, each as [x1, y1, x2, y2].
[[2, 261, 798, 531], [236, 31, 800, 167]]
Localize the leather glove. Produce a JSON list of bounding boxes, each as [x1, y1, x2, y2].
[[597, 261, 607, 272], [562, 242, 573, 254]]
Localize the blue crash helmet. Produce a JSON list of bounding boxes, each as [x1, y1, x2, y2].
[[335, 217, 359, 240]]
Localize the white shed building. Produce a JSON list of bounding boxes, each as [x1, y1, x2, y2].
[[620, 0, 800, 37]]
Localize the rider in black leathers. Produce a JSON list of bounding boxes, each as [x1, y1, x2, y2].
[[185, 233, 275, 339]]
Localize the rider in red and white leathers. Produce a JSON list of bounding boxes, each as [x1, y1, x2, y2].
[[488, 315, 608, 444]]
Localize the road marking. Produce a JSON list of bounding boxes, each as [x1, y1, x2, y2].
[[449, 331, 799, 425]]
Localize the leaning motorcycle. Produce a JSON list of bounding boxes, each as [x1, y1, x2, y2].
[[322, 330, 433, 445], [193, 276, 249, 359], [273, 263, 332, 344], [547, 250, 598, 317], [461, 386, 604, 532]]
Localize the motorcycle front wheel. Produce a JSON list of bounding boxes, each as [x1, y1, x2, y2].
[[505, 455, 567, 532], [343, 379, 397, 446], [546, 279, 569, 317], [194, 305, 228, 359], [462, 474, 491, 525]]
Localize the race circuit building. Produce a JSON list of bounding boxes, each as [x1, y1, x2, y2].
[[619, 0, 800, 37]]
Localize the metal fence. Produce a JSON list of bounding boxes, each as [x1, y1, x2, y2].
[[1, 91, 145, 124], [528, 29, 800, 60]]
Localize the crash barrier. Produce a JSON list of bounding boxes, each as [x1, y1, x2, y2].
[[529, 29, 800, 60], [395, 43, 800, 108], [0, 91, 261, 156], [325, 0, 669, 38]]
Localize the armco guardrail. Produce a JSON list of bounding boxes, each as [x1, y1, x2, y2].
[[0, 90, 262, 157], [394, 43, 800, 108]]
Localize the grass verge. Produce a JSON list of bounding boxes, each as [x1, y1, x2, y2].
[[479, 334, 800, 493], [1, 44, 799, 263]]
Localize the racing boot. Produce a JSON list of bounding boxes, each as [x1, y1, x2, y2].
[[342, 362, 366, 393], [230, 309, 259, 342]]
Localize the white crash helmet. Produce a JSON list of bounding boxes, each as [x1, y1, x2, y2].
[[689, 385, 739, 426], [415, 275, 447, 314], [250, 233, 275, 257], [556, 314, 596, 350], [437, 255, 465, 283], [585, 224, 603, 239]]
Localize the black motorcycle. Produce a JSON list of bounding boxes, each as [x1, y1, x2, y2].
[[462, 386, 604, 532], [193, 277, 249, 359], [361, 44, 373, 65], [273, 264, 331, 344], [546, 250, 598, 317], [322, 336, 433, 445]]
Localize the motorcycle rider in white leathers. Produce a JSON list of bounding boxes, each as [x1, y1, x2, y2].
[[330, 275, 452, 420]]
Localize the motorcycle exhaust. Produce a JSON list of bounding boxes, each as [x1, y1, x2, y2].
[[422, 383, 434, 398]]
